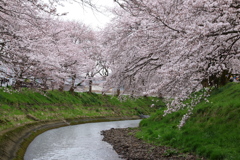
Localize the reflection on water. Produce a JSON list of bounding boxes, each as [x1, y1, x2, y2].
[[24, 120, 141, 160]]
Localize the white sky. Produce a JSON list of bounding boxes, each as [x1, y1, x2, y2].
[[56, 0, 116, 30]]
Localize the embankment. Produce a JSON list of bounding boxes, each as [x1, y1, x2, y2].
[[0, 116, 139, 160], [136, 83, 240, 160], [0, 88, 164, 160]]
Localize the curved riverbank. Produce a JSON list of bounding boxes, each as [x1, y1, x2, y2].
[[102, 128, 206, 160], [0, 116, 139, 160], [0, 89, 164, 159]]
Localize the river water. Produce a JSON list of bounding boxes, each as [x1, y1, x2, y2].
[[24, 119, 141, 160]]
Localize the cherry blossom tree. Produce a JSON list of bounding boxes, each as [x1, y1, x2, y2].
[[0, 0, 99, 91], [108, 0, 240, 93], [0, 0, 57, 88], [53, 20, 95, 92], [101, 0, 240, 127], [81, 31, 110, 93]]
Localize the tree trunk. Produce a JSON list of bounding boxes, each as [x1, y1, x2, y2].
[[116, 88, 120, 96], [14, 80, 21, 89], [131, 90, 134, 98], [89, 80, 92, 93], [41, 78, 48, 91], [69, 74, 76, 93], [58, 82, 64, 92], [201, 70, 230, 88], [50, 80, 55, 91]]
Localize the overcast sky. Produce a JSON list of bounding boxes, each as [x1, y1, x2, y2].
[[56, 0, 116, 30]]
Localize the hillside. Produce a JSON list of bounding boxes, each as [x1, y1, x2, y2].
[[0, 88, 164, 132], [137, 83, 240, 160]]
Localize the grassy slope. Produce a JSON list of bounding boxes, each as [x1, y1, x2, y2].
[[137, 83, 240, 160], [0, 88, 164, 132]]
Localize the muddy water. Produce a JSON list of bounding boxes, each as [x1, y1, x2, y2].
[[24, 120, 141, 160]]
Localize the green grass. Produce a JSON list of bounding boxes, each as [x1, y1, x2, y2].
[[0, 88, 164, 132], [136, 83, 240, 160]]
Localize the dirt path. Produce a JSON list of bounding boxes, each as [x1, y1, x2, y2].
[[101, 128, 206, 160]]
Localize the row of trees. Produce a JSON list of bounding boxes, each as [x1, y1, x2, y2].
[[1, 0, 240, 99], [0, 0, 108, 92], [102, 0, 240, 97], [1, 0, 240, 126], [101, 0, 240, 97], [99, 0, 240, 125]]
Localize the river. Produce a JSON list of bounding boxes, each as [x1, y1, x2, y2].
[[24, 119, 141, 160]]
